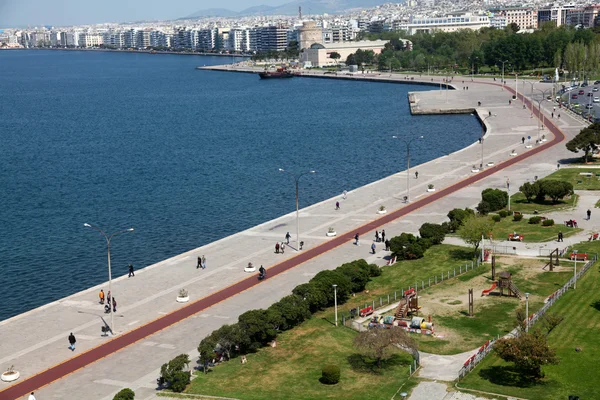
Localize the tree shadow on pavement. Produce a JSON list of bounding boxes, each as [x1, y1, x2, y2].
[[478, 365, 543, 388]]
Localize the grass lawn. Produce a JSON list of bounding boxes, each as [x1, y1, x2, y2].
[[543, 168, 600, 190], [458, 251, 600, 399], [184, 317, 416, 400], [509, 192, 578, 214]]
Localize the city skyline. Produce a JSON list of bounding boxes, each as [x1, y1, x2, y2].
[[0, 0, 290, 28]]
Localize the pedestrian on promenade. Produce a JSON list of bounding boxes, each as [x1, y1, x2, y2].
[[285, 232, 291, 244], [201, 255, 206, 269], [343, 190, 347, 200], [197, 256, 202, 269], [281, 242, 285, 254], [466, 86, 468, 90], [371, 242, 376, 254], [335, 201, 340, 210], [587, 209, 591, 220], [28, 392, 36, 400], [375, 231, 380, 242], [112, 297, 117, 313], [552, 112, 554, 118], [558, 231, 563, 242], [385, 239, 390, 251], [99, 289, 105, 304], [415, 171, 418, 179], [509, 99, 512, 105], [107, 291, 111, 306], [558, 113, 561, 119], [521, 137, 525, 144], [300, 241, 304, 250], [354, 233, 360, 246], [557, 163, 560, 170], [128, 264, 135, 277], [68, 332, 76, 351], [275, 242, 280, 253], [381, 230, 386, 243]]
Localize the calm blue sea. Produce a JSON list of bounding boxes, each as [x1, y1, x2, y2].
[[0, 50, 480, 321]]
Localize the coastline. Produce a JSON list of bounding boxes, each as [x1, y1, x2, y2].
[[1, 47, 252, 58]]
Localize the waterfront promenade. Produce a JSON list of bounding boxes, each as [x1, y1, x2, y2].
[[0, 72, 588, 399]]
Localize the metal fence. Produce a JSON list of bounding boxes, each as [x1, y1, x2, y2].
[[457, 254, 598, 380]]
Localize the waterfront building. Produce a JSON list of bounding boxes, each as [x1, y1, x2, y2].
[[259, 25, 288, 51], [299, 39, 389, 67], [400, 13, 490, 34], [298, 21, 322, 50], [124, 29, 138, 48], [137, 30, 151, 49], [197, 28, 216, 51], [228, 28, 250, 52], [79, 33, 103, 48], [537, 4, 577, 27], [66, 31, 80, 47], [565, 5, 600, 27]]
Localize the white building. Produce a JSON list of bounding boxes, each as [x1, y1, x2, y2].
[[228, 28, 250, 52], [66, 31, 80, 47], [401, 13, 490, 34], [79, 33, 103, 48]]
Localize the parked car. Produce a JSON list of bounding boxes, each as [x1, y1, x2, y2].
[[594, 97, 600, 103], [594, 87, 599, 92], [572, 94, 578, 99], [579, 90, 585, 95], [586, 104, 594, 109], [595, 80, 600, 84]]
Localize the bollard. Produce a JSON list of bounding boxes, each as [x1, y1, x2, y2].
[[372, 300, 375, 310], [394, 291, 397, 301], [409, 365, 412, 375], [441, 273, 443, 281]]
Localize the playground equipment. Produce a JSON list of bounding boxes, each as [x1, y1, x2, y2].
[[481, 271, 523, 298], [394, 288, 420, 319], [543, 248, 559, 271]]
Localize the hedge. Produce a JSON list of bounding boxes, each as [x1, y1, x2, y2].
[[543, 219, 555, 226]]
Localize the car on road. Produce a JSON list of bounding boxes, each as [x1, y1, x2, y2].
[[586, 104, 594, 109], [594, 97, 600, 103], [579, 90, 585, 95], [594, 87, 599, 92], [595, 80, 600, 84], [572, 94, 578, 99]]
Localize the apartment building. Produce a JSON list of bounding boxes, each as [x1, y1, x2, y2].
[[79, 33, 103, 48], [537, 4, 577, 27], [491, 7, 538, 29]]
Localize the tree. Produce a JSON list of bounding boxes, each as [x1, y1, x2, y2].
[[519, 182, 540, 202], [540, 180, 573, 203], [354, 327, 417, 368], [329, 51, 341, 61], [158, 354, 190, 387], [389, 233, 430, 260], [292, 282, 329, 312], [447, 208, 474, 232], [481, 188, 508, 211], [346, 53, 357, 65], [113, 388, 135, 400], [458, 216, 494, 254], [507, 23, 520, 34], [419, 223, 447, 244], [210, 323, 249, 359], [197, 337, 217, 374], [238, 309, 279, 349], [494, 330, 559, 378], [269, 294, 311, 331], [565, 123, 600, 163]]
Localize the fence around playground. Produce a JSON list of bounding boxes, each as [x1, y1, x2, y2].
[[457, 253, 598, 380]]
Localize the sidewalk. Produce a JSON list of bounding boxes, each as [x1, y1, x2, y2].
[[0, 73, 589, 400]]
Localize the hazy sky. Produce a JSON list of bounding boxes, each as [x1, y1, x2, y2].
[[0, 0, 288, 28]]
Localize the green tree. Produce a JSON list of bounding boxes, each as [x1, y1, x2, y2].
[[540, 180, 573, 203], [268, 294, 311, 330], [238, 309, 280, 349], [210, 323, 249, 359], [566, 123, 600, 163], [292, 282, 329, 312], [336, 260, 371, 293], [354, 327, 417, 368], [158, 354, 190, 387], [481, 188, 509, 211], [494, 330, 559, 378], [447, 208, 474, 232], [519, 182, 540, 202], [329, 51, 341, 61], [346, 53, 357, 65], [419, 223, 447, 244], [113, 388, 135, 400], [197, 337, 217, 374], [458, 216, 494, 254]]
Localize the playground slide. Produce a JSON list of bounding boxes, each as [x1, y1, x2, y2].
[[481, 282, 497, 296]]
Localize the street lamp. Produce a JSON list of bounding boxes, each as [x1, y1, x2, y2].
[[525, 292, 530, 332], [533, 88, 552, 141], [332, 284, 338, 327], [524, 81, 535, 117], [499, 60, 509, 90], [279, 168, 316, 251], [573, 250, 578, 289], [506, 177, 511, 211], [392, 135, 424, 202], [84, 223, 134, 335], [480, 114, 496, 169]]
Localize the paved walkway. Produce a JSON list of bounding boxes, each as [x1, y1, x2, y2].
[[0, 72, 589, 400]]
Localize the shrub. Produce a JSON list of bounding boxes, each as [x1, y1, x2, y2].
[[337, 260, 371, 292], [529, 216, 542, 224], [492, 215, 501, 222], [390, 233, 430, 260], [476, 201, 491, 215], [170, 371, 191, 393], [543, 219, 555, 226], [498, 210, 508, 218], [481, 188, 509, 211], [158, 354, 190, 389], [113, 388, 135, 400], [513, 214, 524, 221], [321, 364, 340, 384], [269, 295, 311, 331], [367, 263, 382, 277], [419, 223, 447, 244], [447, 208, 475, 232]]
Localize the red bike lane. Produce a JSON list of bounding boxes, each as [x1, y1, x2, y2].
[[0, 84, 567, 400]]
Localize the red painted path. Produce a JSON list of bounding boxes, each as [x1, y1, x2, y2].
[[0, 84, 568, 400]]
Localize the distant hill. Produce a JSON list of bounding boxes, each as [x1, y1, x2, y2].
[[185, 0, 392, 18]]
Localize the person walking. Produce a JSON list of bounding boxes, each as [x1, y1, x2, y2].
[[201, 255, 206, 269], [558, 231, 563, 242], [28, 392, 37, 400], [275, 242, 280, 254], [335, 201, 340, 210], [343, 190, 347, 200], [587, 209, 592, 220], [128, 264, 135, 278], [285, 232, 291, 244], [197, 256, 202, 269], [521, 137, 525, 144], [551, 112, 554, 118], [375, 231, 380, 242], [112, 297, 117, 313], [371, 242, 376, 254], [280, 242, 285, 254], [99, 289, 105, 305], [354, 233, 360, 246], [68, 332, 76, 351], [381, 229, 386, 243], [384, 239, 390, 251], [106, 291, 111, 306], [415, 171, 418, 179]]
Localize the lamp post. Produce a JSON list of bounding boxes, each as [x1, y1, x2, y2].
[[332, 284, 338, 327], [499, 60, 509, 90], [533, 88, 552, 141], [524, 81, 535, 117], [279, 168, 316, 251], [84, 223, 134, 335], [506, 177, 511, 211], [525, 292, 530, 332], [480, 114, 496, 169], [573, 250, 578, 289], [471, 56, 478, 81], [392, 135, 424, 202]]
